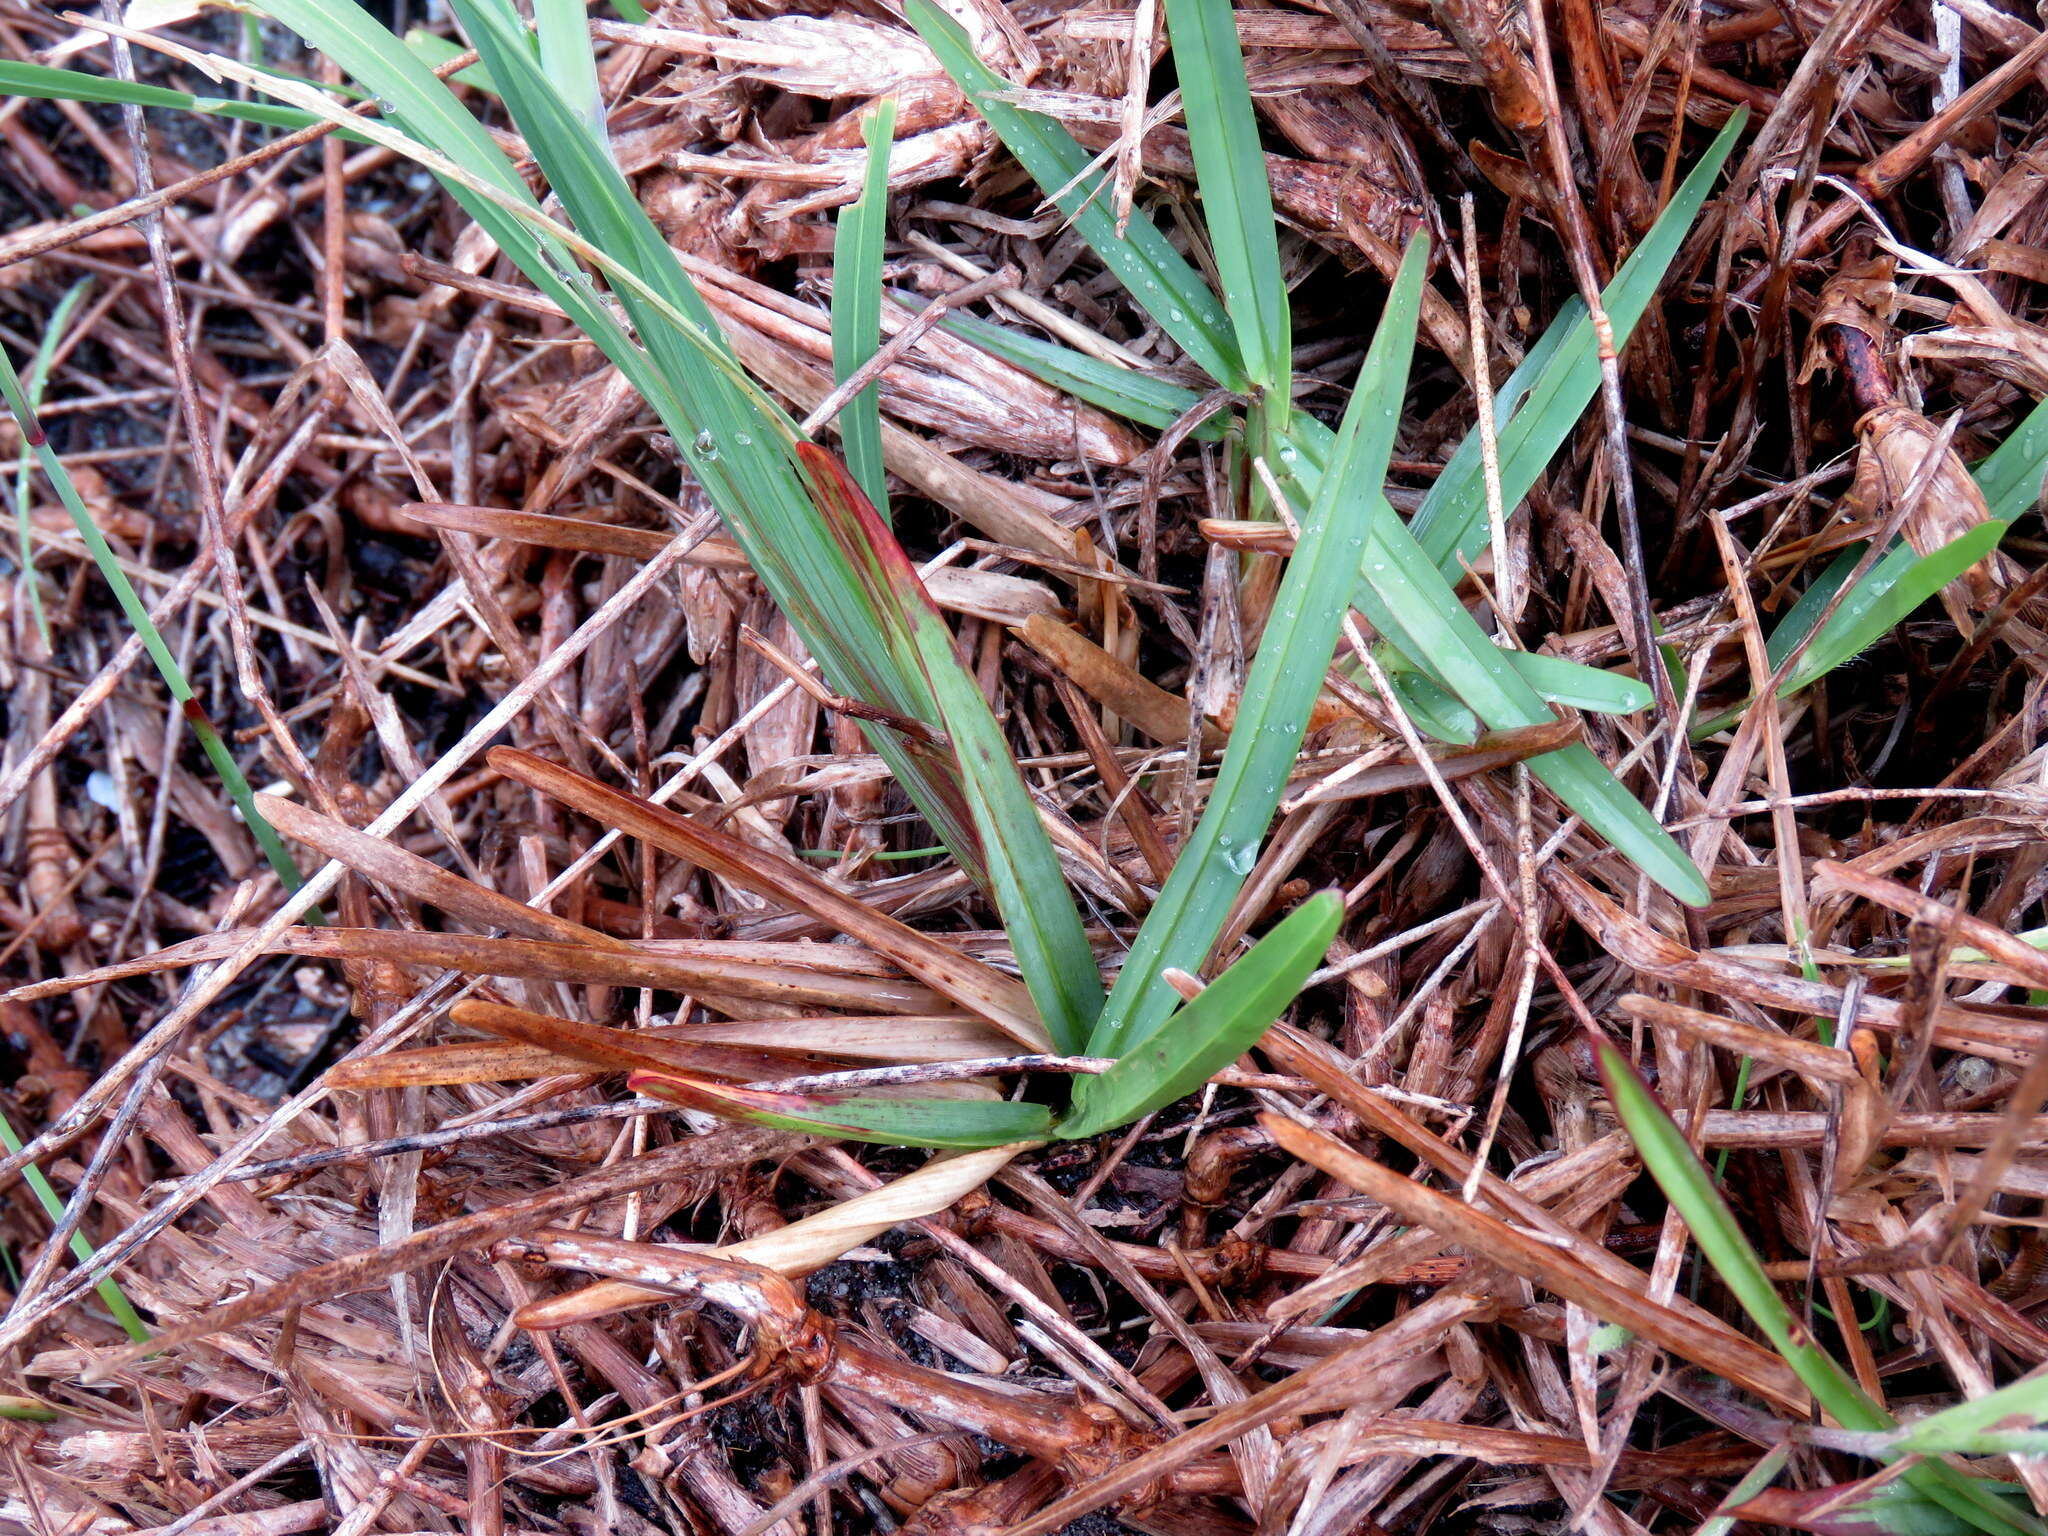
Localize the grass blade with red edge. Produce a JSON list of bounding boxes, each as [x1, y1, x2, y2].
[[796, 446, 1103, 1055]]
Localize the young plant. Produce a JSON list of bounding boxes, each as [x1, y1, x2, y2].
[[6, 0, 1732, 1150], [907, 0, 1732, 910], [1599, 1040, 2043, 1536]]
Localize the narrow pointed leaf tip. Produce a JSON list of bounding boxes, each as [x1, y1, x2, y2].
[[627, 1072, 1054, 1148], [1061, 891, 1343, 1139]]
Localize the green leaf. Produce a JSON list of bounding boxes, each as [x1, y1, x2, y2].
[[1505, 651, 1654, 714], [0, 59, 342, 136], [14, 276, 90, 648], [904, 0, 1246, 391], [0, 336, 307, 900], [1062, 891, 1340, 1138], [798, 446, 1101, 1055], [1089, 235, 1426, 1060], [1162, 0, 1288, 397], [0, 1109, 149, 1343], [533, 0, 607, 146], [1598, 1041, 2041, 1536], [1693, 519, 2015, 738], [403, 27, 500, 94], [936, 309, 1226, 438], [1407, 108, 1747, 582], [1975, 391, 2048, 521], [833, 97, 898, 513], [629, 1071, 1052, 1148], [1352, 499, 1710, 906], [1382, 659, 1480, 744], [238, 0, 1041, 910]]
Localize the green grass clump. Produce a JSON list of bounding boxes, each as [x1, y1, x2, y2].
[[0, 0, 1757, 1147]]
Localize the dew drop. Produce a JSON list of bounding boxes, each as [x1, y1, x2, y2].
[[734, 432, 753, 447], [1168, 308, 1185, 323], [694, 428, 717, 458]]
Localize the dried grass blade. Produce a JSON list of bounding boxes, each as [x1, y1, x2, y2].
[[398, 501, 744, 565], [87, 1134, 795, 1374], [255, 794, 629, 949], [444, 999, 833, 1083], [1260, 1112, 1811, 1413], [488, 746, 1050, 1047], [517, 1143, 1032, 1327]]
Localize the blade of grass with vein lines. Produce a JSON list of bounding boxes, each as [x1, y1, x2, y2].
[[1772, 521, 2007, 693], [1406, 108, 1746, 582], [1351, 497, 1711, 906], [240, 0, 1014, 914], [12, 276, 88, 648], [1087, 236, 1426, 1061], [1062, 891, 1339, 1138], [1700, 388, 2043, 729], [0, 338, 307, 899], [630, 1072, 1054, 1149], [1162, 0, 1288, 400], [833, 96, 898, 513], [1976, 391, 2048, 520], [934, 309, 1227, 438], [798, 446, 1101, 1054], [1693, 520, 2010, 737], [437, 0, 999, 887], [0, 1109, 148, 1343], [0, 59, 349, 136], [451, 0, 1094, 1033], [904, 0, 1246, 391], [532, 0, 605, 145], [1599, 1040, 2041, 1536]]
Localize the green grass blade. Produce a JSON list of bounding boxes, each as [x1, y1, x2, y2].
[[1161, 0, 1288, 398], [1879, 1371, 2048, 1457], [1089, 236, 1427, 1059], [1505, 651, 1654, 714], [1598, 1041, 2041, 1536], [629, 1071, 1052, 1148], [0, 339, 306, 898], [1062, 891, 1339, 1138], [904, 0, 1246, 391], [1693, 520, 2016, 737], [1407, 108, 1747, 581], [1354, 500, 1710, 906], [241, 0, 1024, 900], [532, 0, 607, 145], [1975, 393, 2048, 521], [403, 26, 500, 95], [833, 98, 898, 513], [1382, 660, 1480, 743], [1781, 523, 2006, 694], [0, 1109, 148, 1342], [0, 59, 345, 136], [937, 309, 1227, 439], [799, 446, 1101, 1054], [13, 276, 89, 649]]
